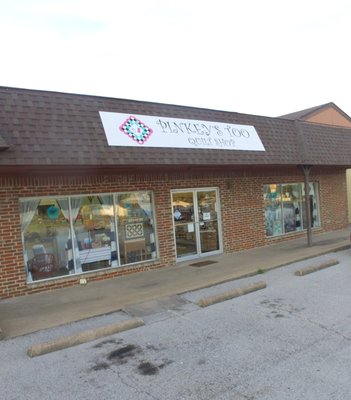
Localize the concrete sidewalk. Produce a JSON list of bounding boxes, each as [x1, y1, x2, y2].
[[1, 228, 350, 339]]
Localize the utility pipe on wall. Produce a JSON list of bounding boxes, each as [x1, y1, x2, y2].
[[302, 165, 313, 247]]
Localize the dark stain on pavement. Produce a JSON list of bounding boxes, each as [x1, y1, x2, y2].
[[90, 341, 173, 375], [260, 298, 283, 309], [93, 338, 122, 348], [158, 359, 174, 369], [107, 344, 142, 364], [261, 297, 306, 318], [137, 359, 173, 375], [146, 344, 160, 351], [92, 362, 110, 371], [138, 361, 159, 375]]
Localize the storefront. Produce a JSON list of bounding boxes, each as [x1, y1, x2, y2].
[[0, 86, 350, 298]]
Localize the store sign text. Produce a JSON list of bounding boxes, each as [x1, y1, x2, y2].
[[99, 112, 265, 151]]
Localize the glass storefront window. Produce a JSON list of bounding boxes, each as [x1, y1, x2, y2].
[[282, 184, 302, 233], [21, 198, 71, 281], [301, 183, 320, 229], [264, 184, 282, 237], [116, 192, 156, 265], [73, 195, 115, 272], [264, 182, 320, 237], [20, 191, 158, 282]]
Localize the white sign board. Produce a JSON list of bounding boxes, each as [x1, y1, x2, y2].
[[99, 112, 265, 151]]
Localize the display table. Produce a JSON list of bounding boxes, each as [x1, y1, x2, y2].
[[79, 246, 111, 264]]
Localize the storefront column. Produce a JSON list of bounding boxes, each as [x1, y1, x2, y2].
[[302, 165, 313, 247]]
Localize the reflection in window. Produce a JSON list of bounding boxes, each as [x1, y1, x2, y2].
[[116, 192, 156, 265], [282, 184, 301, 233], [264, 182, 320, 237], [74, 195, 116, 272], [21, 198, 70, 281], [172, 192, 196, 257], [264, 184, 282, 237], [20, 191, 157, 282], [197, 191, 219, 253], [301, 183, 320, 228]]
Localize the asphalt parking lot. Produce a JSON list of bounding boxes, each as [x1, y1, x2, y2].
[[1, 249, 351, 400]]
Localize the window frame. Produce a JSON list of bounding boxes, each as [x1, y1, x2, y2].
[[20, 191, 159, 283], [264, 182, 320, 238]]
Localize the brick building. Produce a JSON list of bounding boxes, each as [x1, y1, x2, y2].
[[280, 102, 351, 222], [1, 87, 351, 299]]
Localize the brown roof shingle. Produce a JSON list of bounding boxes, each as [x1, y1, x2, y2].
[[0, 134, 9, 151], [0, 86, 351, 170]]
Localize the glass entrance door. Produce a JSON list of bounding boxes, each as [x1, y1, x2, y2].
[[172, 191, 197, 258], [197, 190, 220, 254], [172, 188, 221, 260]]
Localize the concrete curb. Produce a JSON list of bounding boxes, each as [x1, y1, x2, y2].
[[27, 317, 144, 358], [197, 281, 267, 307], [294, 259, 339, 276]]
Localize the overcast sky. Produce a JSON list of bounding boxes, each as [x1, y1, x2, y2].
[[1, 0, 350, 117]]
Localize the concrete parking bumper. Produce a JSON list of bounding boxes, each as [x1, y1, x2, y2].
[[27, 317, 144, 357], [197, 281, 267, 307], [294, 259, 339, 276]]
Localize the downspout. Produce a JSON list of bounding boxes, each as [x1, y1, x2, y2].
[[302, 165, 313, 247], [295, 120, 313, 247]]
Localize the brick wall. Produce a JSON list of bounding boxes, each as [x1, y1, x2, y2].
[[319, 169, 348, 230], [0, 166, 347, 299]]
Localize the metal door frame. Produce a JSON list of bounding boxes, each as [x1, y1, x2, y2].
[[171, 187, 223, 262]]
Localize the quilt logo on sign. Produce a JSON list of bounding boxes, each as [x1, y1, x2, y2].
[[119, 116, 153, 144]]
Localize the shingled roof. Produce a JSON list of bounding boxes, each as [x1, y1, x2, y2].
[[280, 102, 335, 120], [0, 134, 9, 151], [280, 102, 351, 125], [0, 86, 351, 172]]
